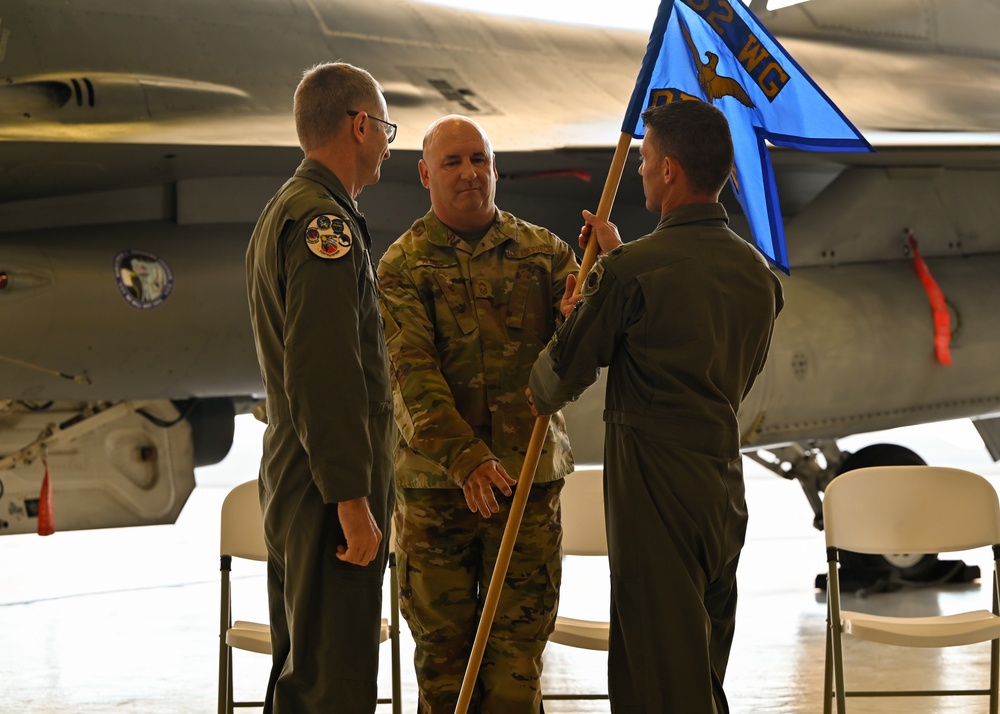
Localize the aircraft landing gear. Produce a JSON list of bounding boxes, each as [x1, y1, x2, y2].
[[750, 441, 980, 591], [835, 444, 938, 580], [822, 443, 980, 592]]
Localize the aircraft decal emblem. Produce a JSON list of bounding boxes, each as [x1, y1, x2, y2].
[[305, 214, 352, 260], [113, 250, 174, 310]]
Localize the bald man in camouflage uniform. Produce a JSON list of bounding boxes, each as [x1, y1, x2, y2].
[[246, 62, 396, 713], [378, 115, 580, 713]]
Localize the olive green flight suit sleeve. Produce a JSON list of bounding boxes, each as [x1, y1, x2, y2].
[[283, 217, 373, 503], [529, 260, 642, 415], [550, 238, 579, 325], [378, 257, 496, 486]]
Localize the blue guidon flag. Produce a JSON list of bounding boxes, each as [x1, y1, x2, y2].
[[623, 0, 873, 272]]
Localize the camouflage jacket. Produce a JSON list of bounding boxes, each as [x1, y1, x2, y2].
[[378, 209, 578, 488]]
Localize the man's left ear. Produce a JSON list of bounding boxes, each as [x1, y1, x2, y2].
[[349, 111, 366, 143], [662, 154, 676, 183], [663, 156, 684, 183]]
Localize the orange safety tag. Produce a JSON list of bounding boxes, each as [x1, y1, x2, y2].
[[908, 233, 952, 366]]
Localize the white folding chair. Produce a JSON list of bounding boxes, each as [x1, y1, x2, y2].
[[823, 465, 1000, 713], [217, 479, 401, 713], [544, 467, 610, 702]]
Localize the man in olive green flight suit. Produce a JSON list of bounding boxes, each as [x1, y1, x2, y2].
[[378, 115, 580, 713], [246, 62, 396, 714], [529, 100, 784, 713]]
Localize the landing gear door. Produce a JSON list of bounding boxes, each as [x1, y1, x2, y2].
[[0, 400, 195, 535]]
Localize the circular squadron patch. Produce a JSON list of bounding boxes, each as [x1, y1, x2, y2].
[[113, 250, 174, 310], [306, 214, 352, 259]]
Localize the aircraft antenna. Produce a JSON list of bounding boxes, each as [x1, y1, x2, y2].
[[0, 354, 91, 386]]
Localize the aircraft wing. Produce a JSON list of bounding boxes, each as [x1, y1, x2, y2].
[[2, 0, 1000, 534]]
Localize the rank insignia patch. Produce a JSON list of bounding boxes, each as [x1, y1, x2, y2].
[[306, 215, 352, 259]]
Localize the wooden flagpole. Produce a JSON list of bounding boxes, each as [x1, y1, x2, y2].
[[454, 131, 635, 714]]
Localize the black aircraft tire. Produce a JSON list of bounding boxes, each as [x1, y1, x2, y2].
[[185, 398, 237, 467], [835, 443, 940, 581]]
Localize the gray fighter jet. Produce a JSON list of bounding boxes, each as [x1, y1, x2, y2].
[[1, 0, 999, 577]]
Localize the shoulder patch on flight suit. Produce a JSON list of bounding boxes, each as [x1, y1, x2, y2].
[[581, 261, 605, 298], [581, 257, 618, 311], [305, 214, 353, 259]]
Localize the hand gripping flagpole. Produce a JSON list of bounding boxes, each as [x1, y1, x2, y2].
[[454, 131, 634, 714]]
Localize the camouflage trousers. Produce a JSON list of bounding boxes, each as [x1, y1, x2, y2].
[[394, 480, 563, 714]]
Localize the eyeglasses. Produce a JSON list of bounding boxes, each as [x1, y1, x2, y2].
[[347, 110, 396, 144]]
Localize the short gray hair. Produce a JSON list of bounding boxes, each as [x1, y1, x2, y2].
[[294, 62, 384, 152]]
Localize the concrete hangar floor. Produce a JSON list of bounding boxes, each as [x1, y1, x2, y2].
[[2, 416, 999, 713]]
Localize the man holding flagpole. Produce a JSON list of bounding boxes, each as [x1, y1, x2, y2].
[[529, 99, 783, 712]]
